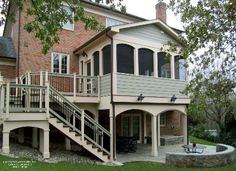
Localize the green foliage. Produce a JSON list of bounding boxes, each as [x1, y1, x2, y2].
[[0, 0, 126, 54]]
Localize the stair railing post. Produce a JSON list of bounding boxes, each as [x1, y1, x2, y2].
[[0, 76, 5, 117], [39, 71, 43, 110], [45, 82, 50, 119], [73, 73, 76, 98], [81, 109, 85, 142], [27, 72, 31, 112], [73, 113, 75, 131], [5, 82, 10, 119]]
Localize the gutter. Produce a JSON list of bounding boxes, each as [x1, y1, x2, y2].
[[17, 9, 21, 77], [105, 31, 116, 160]]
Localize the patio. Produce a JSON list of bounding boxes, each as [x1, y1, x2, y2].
[[116, 144, 185, 163]]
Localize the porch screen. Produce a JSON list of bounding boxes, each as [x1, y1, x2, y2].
[[174, 55, 186, 80], [102, 45, 111, 75], [117, 44, 134, 74], [158, 52, 171, 78], [138, 48, 153, 76], [93, 51, 99, 76]]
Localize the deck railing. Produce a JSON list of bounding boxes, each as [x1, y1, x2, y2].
[[18, 72, 99, 97], [0, 83, 48, 118]]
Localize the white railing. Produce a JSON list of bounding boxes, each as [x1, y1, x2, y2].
[[19, 71, 99, 97], [0, 83, 48, 118]]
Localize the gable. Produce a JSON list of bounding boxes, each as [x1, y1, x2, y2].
[[120, 24, 177, 45]]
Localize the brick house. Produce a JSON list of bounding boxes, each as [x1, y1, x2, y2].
[[0, 0, 189, 163]]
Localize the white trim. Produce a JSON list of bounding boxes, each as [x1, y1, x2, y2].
[[51, 52, 70, 74]]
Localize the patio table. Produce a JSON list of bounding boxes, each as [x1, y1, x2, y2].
[[182, 145, 206, 154]]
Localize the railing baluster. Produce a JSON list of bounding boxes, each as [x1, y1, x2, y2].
[[73, 73, 76, 98], [45, 82, 50, 118], [81, 109, 85, 142]]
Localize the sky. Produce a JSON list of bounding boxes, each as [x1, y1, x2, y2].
[[0, 0, 182, 36]]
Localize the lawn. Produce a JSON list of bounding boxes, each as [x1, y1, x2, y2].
[[0, 137, 235, 171]]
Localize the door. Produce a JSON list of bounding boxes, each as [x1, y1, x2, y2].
[[121, 114, 142, 143]]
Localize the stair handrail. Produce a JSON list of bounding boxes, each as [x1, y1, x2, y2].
[[49, 85, 111, 137]]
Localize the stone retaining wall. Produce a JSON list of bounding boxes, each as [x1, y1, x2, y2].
[[166, 144, 235, 168]]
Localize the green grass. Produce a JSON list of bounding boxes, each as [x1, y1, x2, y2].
[[0, 137, 235, 171], [189, 136, 216, 146]]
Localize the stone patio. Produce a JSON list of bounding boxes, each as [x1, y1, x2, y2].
[[116, 144, 217, 164]]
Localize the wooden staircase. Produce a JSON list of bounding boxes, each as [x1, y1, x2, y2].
[[49, 115, 110, 162]]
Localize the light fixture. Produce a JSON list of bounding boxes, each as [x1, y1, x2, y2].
[[137, 94, 145, 102], [170, 94, 177, 102]]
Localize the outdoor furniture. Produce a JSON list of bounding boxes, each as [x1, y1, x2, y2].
[[182, 144, 206, 153], [117, 136, 137, 153]]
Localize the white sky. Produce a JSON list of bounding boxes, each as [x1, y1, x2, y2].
[[0, 0, 182, 36]]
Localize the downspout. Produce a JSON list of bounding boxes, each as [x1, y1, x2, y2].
[[17, 9, 21, 77], [106, 31, 116, 160]]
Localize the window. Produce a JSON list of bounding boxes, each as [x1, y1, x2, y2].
[[117, 44, 134, 74], [93, 51, 100, 76], [160, 113, 166, 127], [62, 5, 74, 30], [106, 18, 125, 27], [158, 52, 171, 78], [52, 52, 69, 74], [138, 48, 153, 76], [102, 45, 111, 75], [175, 55, 186, 80], [87, 62, 91, 76]]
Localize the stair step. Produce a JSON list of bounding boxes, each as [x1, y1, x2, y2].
[[50, 116, 55, 118], [69, 129, 74, 132], [56, 121, 62, 123], [75, 133, 80, 137], [63, 125, 69, 128]]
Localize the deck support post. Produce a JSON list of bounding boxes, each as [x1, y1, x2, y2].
[[157, 114, 161, 146], [152, 115, 158, 156], [182, 114, 188, 144], [39, 129, 50, 159], [2, 131, 10, 154]]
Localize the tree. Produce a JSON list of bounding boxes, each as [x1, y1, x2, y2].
[[165, 0, 236, 134], [0, 0, 126, 54]]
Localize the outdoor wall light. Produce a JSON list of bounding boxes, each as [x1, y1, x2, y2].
[[137, 94, 145, 101], [170, 94, 177, 102]]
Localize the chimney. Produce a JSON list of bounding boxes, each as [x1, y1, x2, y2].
[[155, 2, 167, 23]]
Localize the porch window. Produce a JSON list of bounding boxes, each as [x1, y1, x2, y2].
[[138, 48, 153, 76], [52, 52, 69, 74], [160, 113, 166, 127], [117, 44, 134, 74], [62, 5, 74, 30], [93, 51, 99, 76], [102, 45, 111, 75], [174, 55, 186, 80], [158, 52, 171, 78]]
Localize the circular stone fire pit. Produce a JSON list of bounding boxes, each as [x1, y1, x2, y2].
[[166, 144, 235, 168]]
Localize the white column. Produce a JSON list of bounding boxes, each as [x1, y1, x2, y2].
[[39, 129, 50, 159], [134, 48, 139, 75], [32, 128, 38, 148], [143, 113, 147, 144], [157, 114, 161, 146], [171, 55, 175, 79], [151, 115, 158, 156], [91, 56, 94, 76], [109, 110, 114, 161], [18, 128, 24, 144], [112, 41, 117, 94], [153, 51, 157, 77], [182, 114, 188, 144], [99, 50, 103, 76], [2, 131, 10, 154]]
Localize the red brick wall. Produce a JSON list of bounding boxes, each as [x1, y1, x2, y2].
[[17, 0, 106, 76], [160, 111, 182, 136], [0, 58, 16, 79]]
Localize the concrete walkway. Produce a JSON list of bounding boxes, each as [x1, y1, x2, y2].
[[116, 144, 217, 164]]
